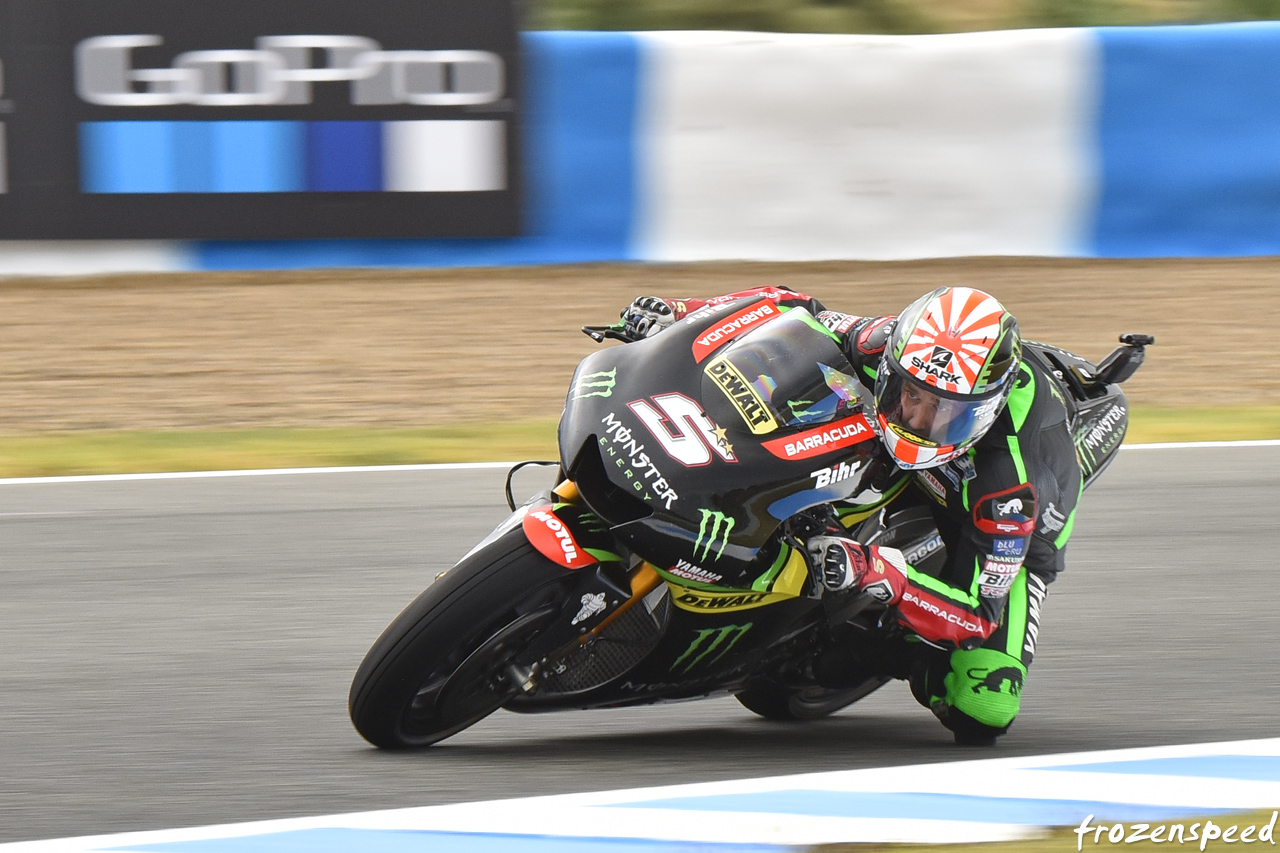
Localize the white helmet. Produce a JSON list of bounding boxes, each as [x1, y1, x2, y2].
[[871, 287, 1022, 469]]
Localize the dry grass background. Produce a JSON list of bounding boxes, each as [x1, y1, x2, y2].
[[1, 256, 1276, 433]]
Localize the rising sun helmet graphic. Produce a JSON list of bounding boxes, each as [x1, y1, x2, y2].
[[871, 286, 1021, 469]]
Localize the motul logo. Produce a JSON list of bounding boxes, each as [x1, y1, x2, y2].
[[530, 509, 577, 561], [522, 506, 594, 569]]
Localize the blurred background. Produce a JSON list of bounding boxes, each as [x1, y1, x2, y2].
[[2, 0, 1280, 474], [4, 1, 1280, 849], [532, 0, 1280, 33]]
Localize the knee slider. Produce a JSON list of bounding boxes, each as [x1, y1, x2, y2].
[[941, 648, 1026, 731]]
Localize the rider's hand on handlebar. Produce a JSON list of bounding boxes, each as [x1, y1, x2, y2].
[[806, 535, 870, 591], [621, 296, 676, 341], [806, 536, 909, 605]]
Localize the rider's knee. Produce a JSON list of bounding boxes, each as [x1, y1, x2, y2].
[[925, 647, 1026, 744], [936, 705, 1009, 746]]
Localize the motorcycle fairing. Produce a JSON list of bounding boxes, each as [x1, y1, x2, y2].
[[664, 546, 810, 613], [560, 297, 886, 582], [690, 298, 786, 363], [522, 502, 624, 569], [1020, 340, 1132, 489], [506, 592, 824, 710]]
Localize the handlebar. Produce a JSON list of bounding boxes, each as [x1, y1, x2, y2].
[[582, 324, 636, 344]]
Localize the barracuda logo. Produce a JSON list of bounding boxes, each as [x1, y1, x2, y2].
[[694, 509, 735, 561], [573, 368, 616, 400], [75, 35, 504, 107], [670, 623, 752, 674]]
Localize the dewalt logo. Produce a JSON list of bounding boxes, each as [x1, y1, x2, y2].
[[672, 590, 770, 612], [670, 623, 752, 674], [705, 357, 777, 435]]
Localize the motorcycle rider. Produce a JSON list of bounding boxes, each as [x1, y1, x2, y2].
[[620, 286, 1081, 746]]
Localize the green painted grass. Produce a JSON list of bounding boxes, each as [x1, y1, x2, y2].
[[1125, 406, 1280, 445], [0, 407, 1275, 479], [0, 422, 560, 478]]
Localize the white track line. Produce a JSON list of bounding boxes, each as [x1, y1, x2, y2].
[[0, 461, 520, 486], [6, 737, 1280, 851], [1122, 439, 1280, 450], [0, 440, 1276, 486]]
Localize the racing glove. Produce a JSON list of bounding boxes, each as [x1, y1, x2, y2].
[[806, 535, 909, 605], [620, 296, 677, 340]]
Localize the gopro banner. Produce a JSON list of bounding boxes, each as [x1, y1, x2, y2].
[[0, 0, 521, 238]]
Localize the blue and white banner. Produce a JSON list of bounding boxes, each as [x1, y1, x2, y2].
[[6, 738, 1280, 851], [4, 22, 1280, 271]]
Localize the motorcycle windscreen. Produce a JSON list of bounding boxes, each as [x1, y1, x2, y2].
[[700, 308, 865, 436]]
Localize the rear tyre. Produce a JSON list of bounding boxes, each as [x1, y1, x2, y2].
[[736, 676, 889, 721], [349, 527, 571, 749]]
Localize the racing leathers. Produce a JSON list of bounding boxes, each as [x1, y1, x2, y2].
[[623, 286, 1083, 744]]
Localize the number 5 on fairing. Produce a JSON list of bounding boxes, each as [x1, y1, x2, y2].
[[629, 393, 736, 466]]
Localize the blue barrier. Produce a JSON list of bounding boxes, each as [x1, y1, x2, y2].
[[1094, 22, 1280, 257], [8, 23, 1280, 274], [194, 32, 641, 270]]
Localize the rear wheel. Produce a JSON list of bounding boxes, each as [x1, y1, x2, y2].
[[349, 527, 571, 749], [736, 676, 889, 721]]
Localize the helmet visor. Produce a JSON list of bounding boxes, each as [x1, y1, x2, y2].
[[874, 370, 1000, 451]]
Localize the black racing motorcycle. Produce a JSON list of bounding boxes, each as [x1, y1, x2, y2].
[[349, 295, 1151, 748]]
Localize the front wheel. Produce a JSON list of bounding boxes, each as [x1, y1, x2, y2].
[[349, 527, 571, 749]]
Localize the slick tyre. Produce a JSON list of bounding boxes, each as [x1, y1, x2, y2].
[[349, 527, 572, 749], [735, 677, 889, 721]]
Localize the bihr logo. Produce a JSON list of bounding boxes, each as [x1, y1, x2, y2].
[[75, 36, 504, 107]]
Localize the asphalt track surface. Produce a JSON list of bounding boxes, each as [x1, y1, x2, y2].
[[3, 446, 1280, 843]]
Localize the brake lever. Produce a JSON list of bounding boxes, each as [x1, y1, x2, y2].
[[581, 324, 636, 343]]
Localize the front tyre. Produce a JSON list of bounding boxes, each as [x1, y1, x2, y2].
[[349, 527, 571, 749]]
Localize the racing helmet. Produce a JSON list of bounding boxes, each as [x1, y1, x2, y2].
[[871, 287, 1021, 469]]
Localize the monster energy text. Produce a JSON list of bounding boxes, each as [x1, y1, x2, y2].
[[670, 623, 753, 674], [599, 413, 679, 509], [694, 509, 735, 561]]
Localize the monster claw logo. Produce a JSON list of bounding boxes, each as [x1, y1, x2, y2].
[[670, 623, 753, 674], [694, 509, 735, 561], [573, 368, 617, 400]]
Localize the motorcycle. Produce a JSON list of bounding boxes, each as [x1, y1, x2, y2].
[[349, 295, 1151, 748]]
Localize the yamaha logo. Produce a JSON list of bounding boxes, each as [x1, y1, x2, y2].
[[75, 35, 504, 107]]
